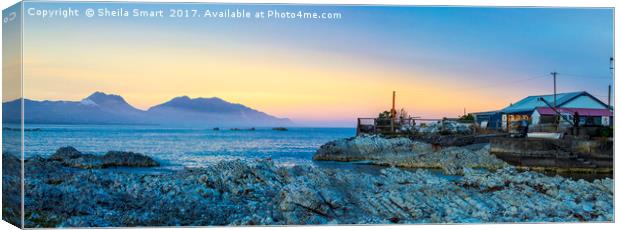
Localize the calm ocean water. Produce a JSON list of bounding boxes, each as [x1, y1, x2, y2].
[[4, 124, 604, 181], [10, 124, 355, 169]]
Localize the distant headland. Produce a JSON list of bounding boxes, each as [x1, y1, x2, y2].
[[2, 91, 293, 127]]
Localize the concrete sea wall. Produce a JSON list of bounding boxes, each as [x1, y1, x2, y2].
[[490, 138, 613, 173]]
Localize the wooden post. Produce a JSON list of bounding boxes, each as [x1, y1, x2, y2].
[[373, 118, 377, 133], [506, 114, 510, 133]]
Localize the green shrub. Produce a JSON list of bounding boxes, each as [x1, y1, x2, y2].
[[600, 127, 613, 138]]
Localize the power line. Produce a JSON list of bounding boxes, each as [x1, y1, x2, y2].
[[449, 74, 549, 92], [561, 73, 613, 79]]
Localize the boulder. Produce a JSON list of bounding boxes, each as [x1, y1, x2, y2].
[[50, 146, 82, 161]]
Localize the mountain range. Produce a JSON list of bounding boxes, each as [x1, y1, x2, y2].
[[2, 92, 293, 127]]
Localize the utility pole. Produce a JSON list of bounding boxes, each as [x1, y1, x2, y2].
[[550, 71, 558, 131], [391, 91, 396, 117], [610, 57, 614, 110], [390, 91, 396, 133], [608, 85, 612, 109], [550, 72, 558, 108]]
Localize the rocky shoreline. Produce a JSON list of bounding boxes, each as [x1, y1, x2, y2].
[[1, 144, 614, 227], [313, 135, 509, 175]]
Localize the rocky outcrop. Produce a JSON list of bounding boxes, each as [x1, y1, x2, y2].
[[21, 155, 613, 227], [101, 151, 160, 168], [313, 136, 508, 175], [2, 153, 22, 226], [313, 136, 430, 162], [49, 146, 159, 169]]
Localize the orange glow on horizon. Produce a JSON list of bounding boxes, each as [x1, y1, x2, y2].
[[21, 27, 533, 125]]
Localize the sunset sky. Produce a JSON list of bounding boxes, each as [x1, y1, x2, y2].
[[12, 2, 614, 127]]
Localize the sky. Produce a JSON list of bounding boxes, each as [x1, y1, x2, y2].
[[9, 2, 615, 127], [2, 3, 21, 103]]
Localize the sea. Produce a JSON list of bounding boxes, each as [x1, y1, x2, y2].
[[5, 124, 356, 169], [2, 124, 609, 181]]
